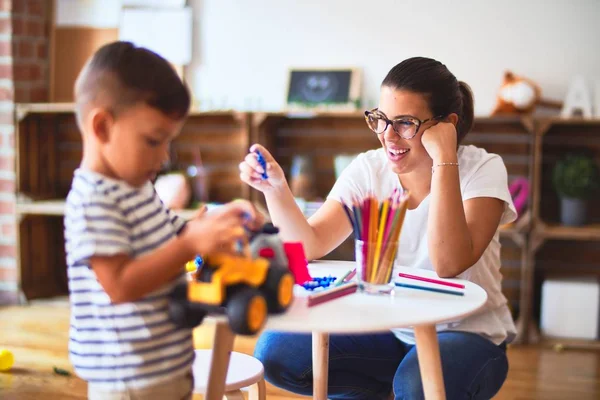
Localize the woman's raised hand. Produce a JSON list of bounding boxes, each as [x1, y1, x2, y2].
[[239, 144, 288, 193]]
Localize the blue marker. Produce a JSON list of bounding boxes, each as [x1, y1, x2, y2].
[[255, 150, 268, 180], [394, 282, 464, 296]]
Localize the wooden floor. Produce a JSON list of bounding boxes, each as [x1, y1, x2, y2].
[[1, 299, 599, 400]]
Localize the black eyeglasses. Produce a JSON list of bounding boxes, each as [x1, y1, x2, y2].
[[364, 109, 444, 140]]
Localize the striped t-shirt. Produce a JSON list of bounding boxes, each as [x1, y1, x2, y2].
[[64, 168, 193, 391]]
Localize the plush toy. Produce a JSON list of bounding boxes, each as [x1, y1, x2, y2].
[[492, 71, 541, 115], [154, 172, 191, 210]]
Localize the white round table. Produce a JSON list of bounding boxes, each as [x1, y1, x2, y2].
[[265, 261, 488, 400], [202, 260, 487, 400]]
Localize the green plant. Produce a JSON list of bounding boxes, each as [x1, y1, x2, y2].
[[552, 153, 600, 199]]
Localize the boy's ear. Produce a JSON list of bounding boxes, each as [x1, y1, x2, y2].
[[90, 108, 114, 143]]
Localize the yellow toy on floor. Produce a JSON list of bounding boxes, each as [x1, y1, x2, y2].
[[0, 349, 14, 371]]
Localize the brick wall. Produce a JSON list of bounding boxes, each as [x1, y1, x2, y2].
[[0, 0, 15, 302], [12, 0, 48, 102], [0, 0, 50, 303]]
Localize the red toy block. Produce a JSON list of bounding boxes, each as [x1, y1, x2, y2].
[[283, 242, 311, 284]]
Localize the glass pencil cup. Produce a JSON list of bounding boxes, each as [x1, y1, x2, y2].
[[355, 240, 398, 295]]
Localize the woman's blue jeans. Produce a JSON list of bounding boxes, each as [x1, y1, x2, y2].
[[254, 330, 508, 399]]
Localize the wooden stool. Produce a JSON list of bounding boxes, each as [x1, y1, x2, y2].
[[192, 349, 266, 400]]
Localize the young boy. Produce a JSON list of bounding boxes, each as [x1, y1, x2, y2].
[[65, 41, 260, 399]]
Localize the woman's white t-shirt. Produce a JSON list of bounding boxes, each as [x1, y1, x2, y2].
[[327, 145, 518, 345]]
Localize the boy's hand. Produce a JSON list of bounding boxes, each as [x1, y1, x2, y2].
[[182, 200, 263, 255], [190, 204, 208, 219]]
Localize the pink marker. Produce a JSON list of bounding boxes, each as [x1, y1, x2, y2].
[[397, 272, 465, 289]]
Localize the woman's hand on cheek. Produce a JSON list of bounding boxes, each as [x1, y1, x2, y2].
[[421, 122, 458, 163]]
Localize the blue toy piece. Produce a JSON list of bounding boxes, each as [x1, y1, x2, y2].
[[195, 255, 203, 268], [302, 275, 337, 291], [255, 150, 268, 180]]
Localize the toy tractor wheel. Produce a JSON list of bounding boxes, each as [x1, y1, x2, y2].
[[227, 288, 267, 336], [263, 268, 295, 313], [168, 282, 206, 328], [170, 281, 188, 300]]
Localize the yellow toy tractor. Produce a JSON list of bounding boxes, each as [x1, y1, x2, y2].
[[168, 223, 304, 335]]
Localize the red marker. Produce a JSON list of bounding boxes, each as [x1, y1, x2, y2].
[[307, 282, 358, 307]]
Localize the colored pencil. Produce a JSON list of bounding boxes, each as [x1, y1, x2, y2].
[[342, 189, 410, 287], [397, 272, 466, 289], [367, 197, 378, 278], [307, 282, 359, 307], [375, 196, 409, 284], [333, 269, 354, 286], [352, 204, 362, 237], [360, 198, 371, 278], [381, 199, 397, 249], [341, 202, 359, 238], [345, 268, 356, 281], [394, 282, 464, 296], [371, 198, 389, 281]]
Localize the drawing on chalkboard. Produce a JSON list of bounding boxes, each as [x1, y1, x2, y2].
[[285, 68, 361, 112]]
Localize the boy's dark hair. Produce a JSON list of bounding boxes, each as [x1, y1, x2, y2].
[[382, 57, 474, 143], [75, 41, 190, 127]]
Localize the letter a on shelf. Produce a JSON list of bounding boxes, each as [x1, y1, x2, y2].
[[561, 76, 593, 119]]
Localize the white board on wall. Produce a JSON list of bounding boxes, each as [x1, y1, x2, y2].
[[119, 7, 193, 64], [187, 0, 600, 114], [56, 0, 122, 28]]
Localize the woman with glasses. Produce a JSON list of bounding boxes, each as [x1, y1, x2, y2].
[[239, 57, 516, 400]]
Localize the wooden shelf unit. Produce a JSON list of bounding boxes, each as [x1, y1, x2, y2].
[[14, 104, 251, 300], [15, 198, 199, 221], [534, 223, 600, 242], [533, 118, 600, 229], [523, 118, 600, 347], [250, 111, 379, 202], [251, 113, 535, 316], [14, 108, 536, 311], [466, 116, 535, 323], [14, 104, 600, 348]]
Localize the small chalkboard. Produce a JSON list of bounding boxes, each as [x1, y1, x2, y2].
[[286, 68, 361, 112]]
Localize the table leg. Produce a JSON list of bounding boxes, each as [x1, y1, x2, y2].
[[205, 321, 236, 400], [414, 324, 446, 400], [312, 332, 329, 400]]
